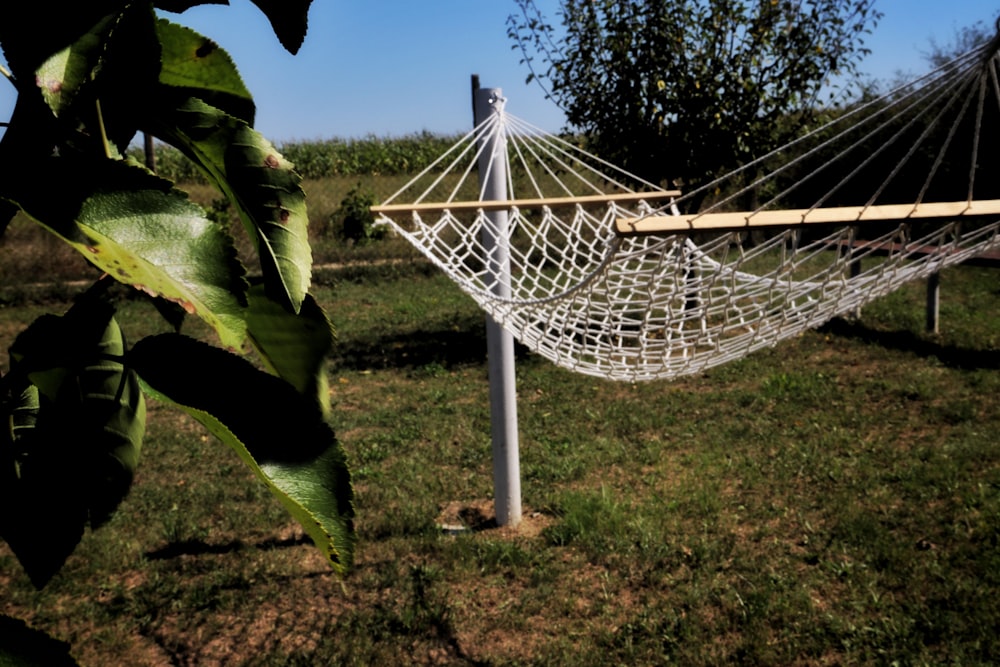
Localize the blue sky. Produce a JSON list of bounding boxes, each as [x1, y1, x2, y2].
[[164, 0, 1000, 142], [2, 1, 999, 144]]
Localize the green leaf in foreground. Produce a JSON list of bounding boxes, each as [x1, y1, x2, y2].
[[2, 296, 145, 587], [130, 333, 354, 573], [152, 97, 311, 313], [35, 13, 112, 117], [155, 18, 255, 124], [247, 283, 334, 417], [8, 159, 249, 350], [246, 0, 314, 55]]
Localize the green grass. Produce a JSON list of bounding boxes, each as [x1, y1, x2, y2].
[[2, 231, 1000, 664]]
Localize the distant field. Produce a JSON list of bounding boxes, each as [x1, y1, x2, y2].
[[129, 133, 465, 183]]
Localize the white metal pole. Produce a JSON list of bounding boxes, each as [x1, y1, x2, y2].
[[473, 84, 521, 527]]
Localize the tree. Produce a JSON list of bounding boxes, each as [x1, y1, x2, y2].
[[0, 1, 354, 589], [923, 16, 1000, 73], [508, 0, 882, 203]]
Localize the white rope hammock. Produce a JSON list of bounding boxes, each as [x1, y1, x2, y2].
[[373, 33, 1000, 382]]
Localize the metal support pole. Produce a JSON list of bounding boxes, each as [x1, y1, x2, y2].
[[926, 272, 941, 334], [473, 82, 521, 527]]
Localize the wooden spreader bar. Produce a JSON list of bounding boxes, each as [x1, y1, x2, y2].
[[371, 190, 681, 216], [616, 199, 1000, 235]]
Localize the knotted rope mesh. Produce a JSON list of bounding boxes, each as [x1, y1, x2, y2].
[[373, 33, 1000, 382]]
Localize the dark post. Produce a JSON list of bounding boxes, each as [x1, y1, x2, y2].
[[926, 272, 940, 334], [143, 132, 156, 174]]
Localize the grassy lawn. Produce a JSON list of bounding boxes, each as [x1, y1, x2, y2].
[[1, 250, 999, 665]]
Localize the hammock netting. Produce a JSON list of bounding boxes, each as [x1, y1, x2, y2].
[[373, 32, 1000, 382]]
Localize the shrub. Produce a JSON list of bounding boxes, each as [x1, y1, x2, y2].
[[333, 185, 384, 244]]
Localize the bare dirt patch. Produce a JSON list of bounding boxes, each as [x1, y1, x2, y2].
[[435, 498, 554, 539]]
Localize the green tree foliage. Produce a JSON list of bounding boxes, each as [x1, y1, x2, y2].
[[0, 1, 353, 589], [508, 0, 882, 200], [772, 16, 1000, 218]]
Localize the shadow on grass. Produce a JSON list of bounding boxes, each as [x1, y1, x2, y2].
[[0, 614, 79, 666], [335, 315, 999, 376], [820, 317, 1000, 370], [144, 533, 314, 561], [331, 324, 535, 373]]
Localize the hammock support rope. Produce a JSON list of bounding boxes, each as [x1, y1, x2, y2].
[[373, 33, 1000, 383]]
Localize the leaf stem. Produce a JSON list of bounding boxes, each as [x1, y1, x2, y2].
[[95, 98, 112, 159]]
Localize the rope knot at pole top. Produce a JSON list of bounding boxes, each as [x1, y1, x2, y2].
[[487, 92, 507, 113]]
